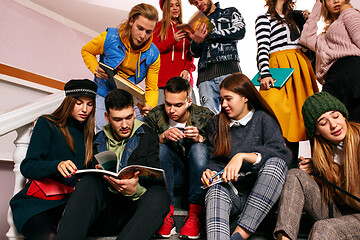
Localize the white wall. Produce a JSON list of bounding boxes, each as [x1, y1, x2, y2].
[[0, 0, 93, 83]]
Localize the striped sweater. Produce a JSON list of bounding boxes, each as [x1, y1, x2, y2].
[[255, 13, 301, 79]]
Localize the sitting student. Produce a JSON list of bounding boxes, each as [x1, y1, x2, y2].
[[81, 3, 160, 131], [145, 76, 214, 239], [201, 73, 291, 240], [274, 92, 360, 240], [55, 89, 169, 240], [10, 79, 97, 240]]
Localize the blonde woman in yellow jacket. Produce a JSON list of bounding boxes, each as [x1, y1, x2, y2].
[[81, 3, 160, 131]]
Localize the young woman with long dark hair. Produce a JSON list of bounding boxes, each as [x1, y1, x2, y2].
[[201, 73, 291, 240], [10, 79, 97, 240]]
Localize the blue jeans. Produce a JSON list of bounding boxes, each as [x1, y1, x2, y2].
[[159, 143, 209, 205], [95, 95, 143, 133], [198, 74, 230, 114]]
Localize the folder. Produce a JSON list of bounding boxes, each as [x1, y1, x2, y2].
[[251, 68, 294, 88]]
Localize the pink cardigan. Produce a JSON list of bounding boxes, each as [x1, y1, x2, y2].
[[300, 2, 360, 84]]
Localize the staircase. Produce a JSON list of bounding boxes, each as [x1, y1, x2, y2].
[[0, 92, 65, 240]]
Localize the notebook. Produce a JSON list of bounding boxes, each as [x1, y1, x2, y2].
[[251, 68, 295, 88]]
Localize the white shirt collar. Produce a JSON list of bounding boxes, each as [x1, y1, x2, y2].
[[333, 141, 344, 166], [230, 109, 255, 127]]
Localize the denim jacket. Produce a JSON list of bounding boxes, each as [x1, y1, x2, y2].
[[190, 2, 246, 70], [93, 124, 160, 170]]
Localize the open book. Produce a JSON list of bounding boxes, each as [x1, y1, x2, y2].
[[98, 62, 146, 105], [176, 10, 214, 34], [251, 68, 295, 88], [75, 151, 167, 187]]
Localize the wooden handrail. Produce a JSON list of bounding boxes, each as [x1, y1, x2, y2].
[[0, 63, 65, 90]]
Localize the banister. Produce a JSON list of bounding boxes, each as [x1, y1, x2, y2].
[[0, 92, 65, 136], [0, 63, 65, 91], [1, 92, 65, 239]]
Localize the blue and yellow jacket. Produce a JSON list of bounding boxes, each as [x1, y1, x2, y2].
[[81, 27, 160, 107]]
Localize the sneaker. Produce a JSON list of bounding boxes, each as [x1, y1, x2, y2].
[[179, 212, 202, 239], [154, 211, 176, 238]]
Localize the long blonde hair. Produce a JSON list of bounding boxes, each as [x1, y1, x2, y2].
[[43, 96, 95, 166], [118, 3, 159, 39], [159, 0, 183, 41], [313, 120, 360, 204], [321, 0, 351, 31]]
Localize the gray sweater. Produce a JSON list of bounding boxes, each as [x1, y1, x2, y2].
[[206, 110, 291, 173]]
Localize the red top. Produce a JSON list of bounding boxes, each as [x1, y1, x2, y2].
[[153, 21, 195, 87]]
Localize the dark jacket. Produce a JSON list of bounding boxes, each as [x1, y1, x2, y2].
[[145, 104, 214, 156], [92, 124, 160, 186], [10, 117, 87, 233], [190, 2, 245, 70]]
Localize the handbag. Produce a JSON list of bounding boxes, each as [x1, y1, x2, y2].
[[26, 178, 74, 200]]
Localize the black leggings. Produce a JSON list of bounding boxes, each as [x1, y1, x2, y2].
[[21, 204, 65, 240], [323, 56, 360, 122]]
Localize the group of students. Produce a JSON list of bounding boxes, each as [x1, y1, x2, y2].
[[9, 0, 360, 239]]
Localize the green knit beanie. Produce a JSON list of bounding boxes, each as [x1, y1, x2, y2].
[[302, 92, 349, 139]]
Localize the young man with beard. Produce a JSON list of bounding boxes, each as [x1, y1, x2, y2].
[[55, 89, 169, 240], [187, 0, 246, 114], [146, 77, 214, 239]]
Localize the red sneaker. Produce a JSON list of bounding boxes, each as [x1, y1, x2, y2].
[[154, 210, 176, 238], [179, 212, 202, 239]]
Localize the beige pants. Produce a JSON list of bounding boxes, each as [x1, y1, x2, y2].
[[274, 169, 360, 240]]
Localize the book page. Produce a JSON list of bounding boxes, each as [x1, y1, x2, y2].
[[113, 75, 146, 105], [176, 10, 214, 34], [75, 169, 118, 178], [94, 151, 117, 171], [298, 140, 312, 159]]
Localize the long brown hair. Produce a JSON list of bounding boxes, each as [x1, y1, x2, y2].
[[43, 96, 95, 166], [321, 0, 351, 32], [266, 0, 298, 34], [313, 120, 360, 204], [159, 0, 183, 41], [118, 3, 159, 39], [213, 73, 279, 157]]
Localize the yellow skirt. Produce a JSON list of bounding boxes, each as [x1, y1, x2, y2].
[[259, 49, 319, 142]]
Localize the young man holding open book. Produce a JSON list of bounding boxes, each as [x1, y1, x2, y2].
[[186, 0, 246, 114], [55, 89, 169, 240], [145, 77, 214, 239], [81, 3, 160, 132]]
